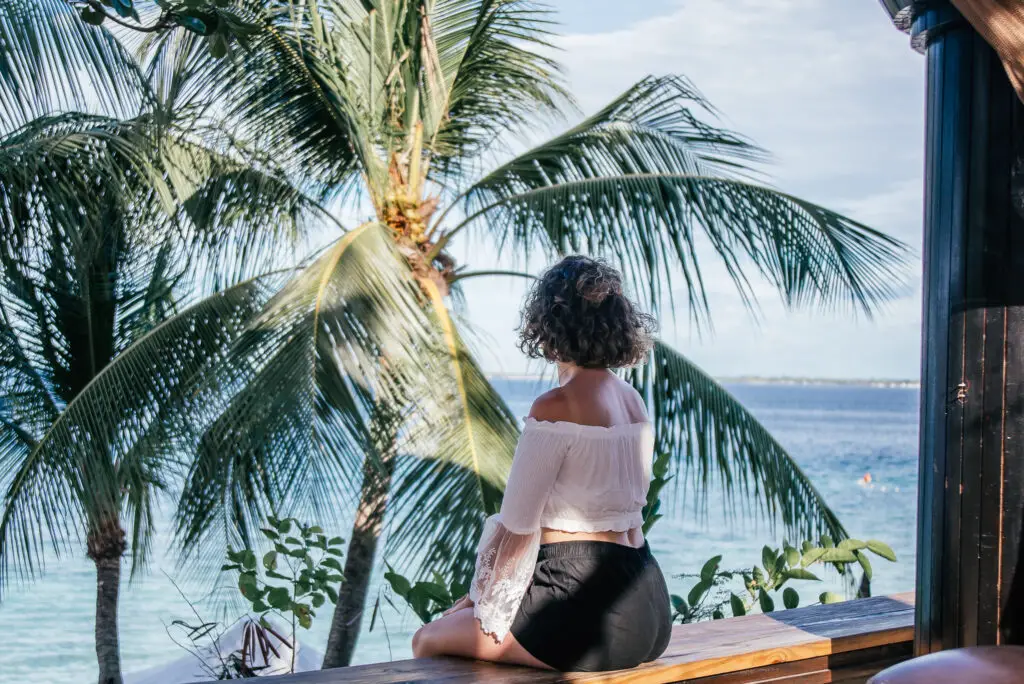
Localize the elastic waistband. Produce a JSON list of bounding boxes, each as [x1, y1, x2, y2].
[[537, 540, 651, 562]]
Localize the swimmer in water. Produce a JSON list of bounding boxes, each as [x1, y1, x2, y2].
[[859, 472, 872, 486]]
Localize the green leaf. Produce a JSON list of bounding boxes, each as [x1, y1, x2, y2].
[[252, 600, 270, 613], [762, 546, 777, 572], [285, 536, 302, 546], [758, 591, 775, 614], [267, 587, 291, 611], [240, 550, 257, 571], [261, 528, 280, 541], [687, 579, 712, 608], [307, 526, 323, 534], [385, 572, 412, 598], [207, 33, 228, 60], [783, 587, 799, 610], [856, 550, 873, 581], [262, 551, 278, 572], [326, 548, 344, 557], [238, 573, 261, 600], [328, 537, 344, 546], [820, 548, 858, 563], [801, 548, 826, 567], [700, 555, 722, 582], [324, 585, 339, 604], [866, 540, 897, 562], [80, 7, 106, 25], [784, 546, 800, 568], [782, 568, 821, 582], [801, 541, 813, 554], [819, 592, 844, 605], [220, 564, 240, 572], [174, 13, 209, 35], [322, 557, 343, 572], [730, 593, 746, 617], [820, 534, 835, 548], [419, 582, 451, 605], [712, 610, 724, 620], [670, 594, 689, 615], [837, 538, 867, 551], [312, 593, 325, 608]]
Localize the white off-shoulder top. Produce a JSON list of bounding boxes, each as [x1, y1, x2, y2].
[[469, 417, 655, 640]]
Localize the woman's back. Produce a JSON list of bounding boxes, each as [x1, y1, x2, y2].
[[519, 370, 653, 546], [413, 256, 671, 673], [529, 370, 648, 429]]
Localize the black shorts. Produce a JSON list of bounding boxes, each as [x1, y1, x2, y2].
[[509, 540, 672, 672]]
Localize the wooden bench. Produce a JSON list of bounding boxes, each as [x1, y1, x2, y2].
[[258, 593, 915, 683]]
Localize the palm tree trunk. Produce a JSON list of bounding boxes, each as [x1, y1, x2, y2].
[[89, 522, 126, 684], [322, 407, 399, 669]]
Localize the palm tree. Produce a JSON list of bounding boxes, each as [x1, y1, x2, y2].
[[0, 3, 327, 682], [56, 0, 909, 668]]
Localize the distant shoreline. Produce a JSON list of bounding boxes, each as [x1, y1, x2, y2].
[[487, 373, 920, 389], [717, 376, 920, 389]]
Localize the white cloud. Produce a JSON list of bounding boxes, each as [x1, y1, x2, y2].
[[455, 0, 927, 379]]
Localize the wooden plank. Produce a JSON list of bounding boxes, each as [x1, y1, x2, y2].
[[915, 1, 963, 656], [252, 594, 914, 684], [993, 55, 1024, 648], [1000, 306, 1024, 645], [669, 658, 830, 684]]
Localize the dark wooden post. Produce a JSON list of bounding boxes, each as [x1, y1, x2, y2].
[[910, 0, 1024, 655]]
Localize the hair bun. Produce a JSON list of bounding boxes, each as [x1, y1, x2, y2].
[[576, 269, 621, 304]]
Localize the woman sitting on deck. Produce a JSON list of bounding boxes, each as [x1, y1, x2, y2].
[[412, 256, 672, 672]]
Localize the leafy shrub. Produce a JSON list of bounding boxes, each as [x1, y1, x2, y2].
[[381, 566, 467, 625], [672, 535, 898, 623], [223, 516, 345, 633]]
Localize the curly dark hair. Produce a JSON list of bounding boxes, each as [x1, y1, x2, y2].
[[517, 256, 656, 368]]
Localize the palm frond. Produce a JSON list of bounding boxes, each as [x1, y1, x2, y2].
[[160, 129, 334, 292], [139, 2, 369, 196], [427, 0, 572, 178], [0, 275, 282, 587], [630, 340, 845, 541], [0, 0, 150, 130], [172, 224, 436, 574], [452, 76, 909, 321], [385, 288, 519, 583]]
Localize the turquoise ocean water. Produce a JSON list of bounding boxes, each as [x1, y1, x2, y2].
[[0, 380, 919, 683]]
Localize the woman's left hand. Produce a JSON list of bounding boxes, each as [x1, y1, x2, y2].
[[443, 594, 473, 616]]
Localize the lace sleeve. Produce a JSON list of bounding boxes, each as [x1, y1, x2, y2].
[[469, 421, 570, 641], [469, 514, 540, 640]]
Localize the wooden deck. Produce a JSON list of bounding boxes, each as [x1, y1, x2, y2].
[[255, 593, 914, 683]]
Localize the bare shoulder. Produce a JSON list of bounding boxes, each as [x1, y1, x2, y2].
[[616, 375, 650, 420], [528, 387, 573, 423]]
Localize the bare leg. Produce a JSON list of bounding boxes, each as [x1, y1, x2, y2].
[[411, 607, 552, 669]]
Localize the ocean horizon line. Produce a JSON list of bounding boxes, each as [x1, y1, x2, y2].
[[485, 372, 920, 389]]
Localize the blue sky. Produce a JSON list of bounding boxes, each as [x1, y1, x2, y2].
[[450, 0, 926, 381]]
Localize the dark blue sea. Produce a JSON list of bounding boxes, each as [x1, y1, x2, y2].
[[0, 381, 919, 682]]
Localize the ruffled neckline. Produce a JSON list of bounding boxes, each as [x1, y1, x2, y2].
[[522, 416, 652, 434]]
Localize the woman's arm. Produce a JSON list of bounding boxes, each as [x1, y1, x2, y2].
[[468, 395, 571, 641]]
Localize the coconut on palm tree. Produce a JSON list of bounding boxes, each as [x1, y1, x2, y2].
[[47, 0, 908, 670], [0, 3, 332, 683]]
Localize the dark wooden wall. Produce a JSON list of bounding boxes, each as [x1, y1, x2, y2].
[[914, 0, 1024, 655]]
